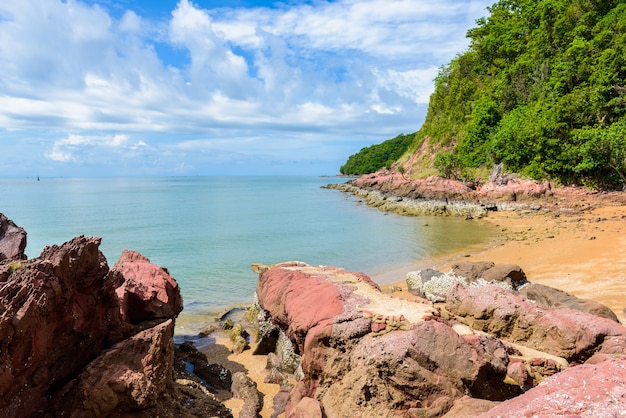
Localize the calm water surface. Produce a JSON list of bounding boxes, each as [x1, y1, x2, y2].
[[0, 176, 493, 333]]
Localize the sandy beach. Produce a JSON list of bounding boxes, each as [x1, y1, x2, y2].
[[374, 204, 626, 322], [198, 202, 626, 417]]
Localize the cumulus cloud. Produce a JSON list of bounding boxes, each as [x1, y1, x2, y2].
[[0, 0, 492, 175]]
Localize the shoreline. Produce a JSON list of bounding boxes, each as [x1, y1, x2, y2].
[[178, 193, 626, 416], [377, 205, 626, 323]]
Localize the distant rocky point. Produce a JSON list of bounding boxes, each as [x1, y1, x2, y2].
[[324, 170, 626, 217]]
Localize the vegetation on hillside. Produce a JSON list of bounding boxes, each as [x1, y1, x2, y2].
[[341, 1, 626, 188], [340, 133, 415, 175], [417, 0, 626, 188]]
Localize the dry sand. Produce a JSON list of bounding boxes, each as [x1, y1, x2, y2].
[[200, 203, 626, 417], [375, 205, 626, 322]]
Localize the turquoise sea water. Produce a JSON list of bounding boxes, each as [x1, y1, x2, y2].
[[0, 176, 492, 332]]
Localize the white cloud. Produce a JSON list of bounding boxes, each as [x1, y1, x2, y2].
[[0, 0, 493, 175], [45, 133, 154, 164]]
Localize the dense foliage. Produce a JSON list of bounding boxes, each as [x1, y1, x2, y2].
[[417, 0, 626, 188], [340, 133, 415, 175]]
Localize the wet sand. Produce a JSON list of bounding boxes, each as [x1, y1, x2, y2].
[[194, 203, 626, 417]]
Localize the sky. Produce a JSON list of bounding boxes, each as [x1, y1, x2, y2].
[[0, 0, 492, 177]]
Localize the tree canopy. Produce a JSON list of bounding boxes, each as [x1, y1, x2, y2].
[[340, 133, 415, 175], [419, 0, 626, 188]]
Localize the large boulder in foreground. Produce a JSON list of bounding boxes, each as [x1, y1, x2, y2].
[[0, 213, 26, 261], [478, 358, 626, 417], [0, 236, 124, 416], [0, 230, 193, 417], [53, 319, 175, 417], [256, 262, 519, 417]]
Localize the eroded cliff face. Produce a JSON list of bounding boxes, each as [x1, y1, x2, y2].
[[0, 214, 230, 417], [254, 261, 626, 417]]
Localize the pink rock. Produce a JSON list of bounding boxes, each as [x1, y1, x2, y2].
[[0, 213, 26, 261], [446, 283, 626, 362], [507, 360, 531, 388], [0, 236, 125, 416], [290, 397, 322, 418], [257, 263, 520, 417], [478, 359, 626, 417], [109, 250, 182, 324], [371, 322, 387, 332], [351, 172, 474, 202]]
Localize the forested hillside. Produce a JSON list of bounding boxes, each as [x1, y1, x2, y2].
[[340, 133, 414, 175], [345, 0, 626, 188]]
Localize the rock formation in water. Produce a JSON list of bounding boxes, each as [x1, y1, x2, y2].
[[253, 260, 626, 417], [0, 214, 232, 417]]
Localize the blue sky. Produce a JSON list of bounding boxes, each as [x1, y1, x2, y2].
[[0, 0, 492, 177]]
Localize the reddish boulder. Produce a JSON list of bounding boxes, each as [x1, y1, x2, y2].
[[109, 250, 183, 325], [0, 236, 126, 416], [478, 358, 626, 417], [446, 283, 626, 362], [0, 213, 27, 261], [53, 319, 175, 416], [255, 262, 374, 365], [256, 263, 519, 417], [0, 231, 202, 417], [520, 282, 619, 322], [318, 320, 517, 418]]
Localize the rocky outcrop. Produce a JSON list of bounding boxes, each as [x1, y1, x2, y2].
[[406, 261, 528, 303], [110, 249, 183, 325], [325, 170, 626, 216], [255, 262, 521, 417], [520, 282, 619, 322], [255, 261, 626, 417], [0, 214, 231, 417], [52, 319, 176, 417], [0, 235, 126, 416]]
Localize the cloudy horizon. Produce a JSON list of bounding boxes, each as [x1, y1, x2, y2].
[[0, 0, 492, 177]]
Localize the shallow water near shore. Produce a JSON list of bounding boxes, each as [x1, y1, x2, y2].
[[0, 176, 495, 334]]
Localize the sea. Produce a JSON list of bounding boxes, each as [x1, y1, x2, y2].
[[0, 176, 494, 334]]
